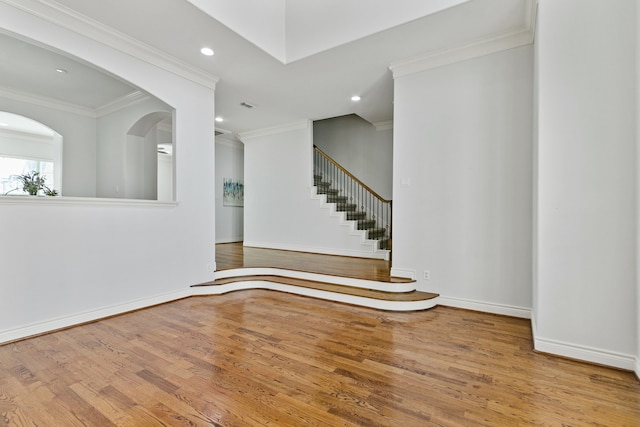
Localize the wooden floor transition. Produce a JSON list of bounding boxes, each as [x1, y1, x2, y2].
[[215, 242, 403, 283], [1, 290, 638, 426], [203, 243, 440, 307]]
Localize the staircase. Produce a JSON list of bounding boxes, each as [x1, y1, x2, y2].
[[313, 146, 391, 253]]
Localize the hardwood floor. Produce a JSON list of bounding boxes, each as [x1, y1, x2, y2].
[[1, 290, 638, 426], [215, 242, 405, 283]]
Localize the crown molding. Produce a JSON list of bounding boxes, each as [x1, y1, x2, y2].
[[0, 85, 96, 118], [390, 0, 536, 78], [95, 91, 151, 117], [0, 85, 158, 119], [215, 137, 244, 149], [373, 120, 393, 131], [390, 28, 533, 78], [0, 0, 219, 90], [238, 120, 310, 142]]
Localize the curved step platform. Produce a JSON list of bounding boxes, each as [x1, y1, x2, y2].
[[192, 268, 439, 312]]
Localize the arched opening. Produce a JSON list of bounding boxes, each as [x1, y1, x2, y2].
[[0, 111, 62, 195], [125, 111, 173, 201]]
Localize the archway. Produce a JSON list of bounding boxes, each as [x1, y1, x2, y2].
[[125, 111, 173, 201], [0, 111, 62, 195]]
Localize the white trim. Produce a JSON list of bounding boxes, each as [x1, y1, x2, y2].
[[0, 270, 426, 345], [238, 120, 310, 142], [534, 335, 636, 372], [373, 120, 393, 131], [0, 195, 178, 207], [95, 91, 150, 117], [211, 267, 416, 293], [0, 288, 192, 345], [0, 0, 219, 90], [215, 137, 244, 149], [0, 127, 55, 142], [390, 28, 534, 79], [390, 267, 416, 280], [438, 296, 531, 319], [192, 280, 437, 312], [243, 240, 388, 260], [0, 85, 96, 118], [215, 237, 244, 244], [532, 314, 636, 372]]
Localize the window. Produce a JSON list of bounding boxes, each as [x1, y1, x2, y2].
[[0, 112, 62, 196], [0, 157, 54, 195]]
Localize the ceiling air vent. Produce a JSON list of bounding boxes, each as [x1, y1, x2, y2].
[[240, 102, 255, 109]]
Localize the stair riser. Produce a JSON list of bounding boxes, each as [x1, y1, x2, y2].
[[347, 212, 366, 220], [327, 197, 348, 204], [336, 204, 357, 212], [357, 220, 376, 230]]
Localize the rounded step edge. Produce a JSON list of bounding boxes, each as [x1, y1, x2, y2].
[[191, 279, 439, 312]]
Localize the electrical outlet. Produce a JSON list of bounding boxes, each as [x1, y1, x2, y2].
[[423, 270, 430, 280]]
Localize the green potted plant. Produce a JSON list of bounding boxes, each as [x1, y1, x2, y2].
[[5, 171, 58, 196]]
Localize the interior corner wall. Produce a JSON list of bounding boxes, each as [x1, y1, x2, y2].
[[313, 115, 393, 200], [96, 97, 172, 199], [637, 0, 640, 379], [0, 3, 216, 343], [215, 137, 244, 243], [535, 0, 637, 369], [242, 121, 378, 256], [391, 45, 533, 316]]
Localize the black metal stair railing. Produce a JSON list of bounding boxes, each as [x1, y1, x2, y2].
[[313, 146, 392, 250]]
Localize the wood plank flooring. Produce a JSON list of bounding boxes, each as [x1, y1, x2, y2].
[[194, 275, 438, 302], [1, 290, 638, 426], [216, 242, 408, 283]]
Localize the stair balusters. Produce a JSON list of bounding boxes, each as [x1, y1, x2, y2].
[[313, 146, 391, 250]]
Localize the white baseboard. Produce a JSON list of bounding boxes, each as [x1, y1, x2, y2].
[[0, 288, 191, 345], [243, 241, 388, 259], [390, 267, 416, 280], [438, 296, 531, 319], [215, 237, 243, 244], [533, 335, 636, 371], [531, 313, 636, 371]]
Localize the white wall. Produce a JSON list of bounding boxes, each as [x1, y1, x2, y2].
[[392, 45, 533, 317], [97, 98, 172, 199], [313, 114, 393, 200], [215, 137, 244, 243], [242, 121, 382, 257], [0, 97, 96, 196], [637, 0, 640, 379], [534, 0, 637, 370], [0, 3, 216, 342]]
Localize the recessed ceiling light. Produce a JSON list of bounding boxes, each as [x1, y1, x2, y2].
[[55, 68, 67, 74], [215, 116, 224, 122], [0, 123, 7, 126], [351, 95, 361, 102], [200, 47, 214, 56]]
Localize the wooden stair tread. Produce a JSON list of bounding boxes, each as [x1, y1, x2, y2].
[[215, 264, 414, 284], [194, 275, 438, 302]]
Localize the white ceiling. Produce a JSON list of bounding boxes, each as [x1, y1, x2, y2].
[[1, 0, 534, 136], [185, 0, 472, 63], [0, 31, 140, 110]]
